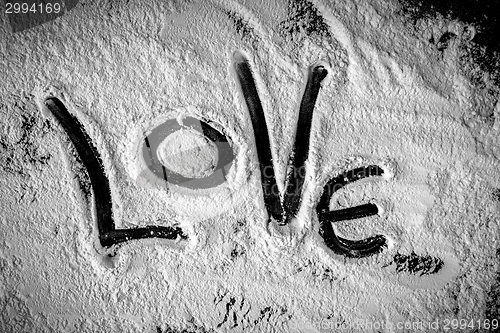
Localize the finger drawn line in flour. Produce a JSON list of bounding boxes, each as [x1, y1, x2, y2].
[[234, 51, 327, 225], [316, 166, 387, 258], [141, 117, 235, 189], [45, 97, 186, 248], [319, 203, 379, 222], [317, 165, 384, 208], [283, 65, 328, 222], [234, 53, 385, 257], [233, 52, 285, 223]]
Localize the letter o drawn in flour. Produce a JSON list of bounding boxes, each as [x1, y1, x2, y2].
[[141, 117, 235, 190]]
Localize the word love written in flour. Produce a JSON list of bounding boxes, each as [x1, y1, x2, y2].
[[44, 53, 388, 258]]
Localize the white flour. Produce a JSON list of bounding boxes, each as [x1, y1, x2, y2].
[[0, 0, 499, 332], [156, 129, 218, 179]]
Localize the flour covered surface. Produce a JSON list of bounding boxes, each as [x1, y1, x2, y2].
[[0, 0, 500, 332]]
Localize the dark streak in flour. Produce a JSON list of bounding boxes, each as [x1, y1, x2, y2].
[[67, 144, 92, 199], [156, 324, 212, 333], [0, 105, 52, 177], [294, 258, 339, 281], [224, 10, 257, 43], [253, 306, 290, 326], [253, 307, 272, 325], [485, 249, 500, 325], [389, 251, 444, 276], [233, 219, 247, 234], [399, 0, 500, 145], [19, 115, 52, 166], [279, 0, 331, 39], [217, 296, 237, 328], [493, 189, 500, 201], [399, 0, 500, 93], [213, 290, 289, 330], [230, 243, 246, 259], [398, 0, 500, 51], [436, 31, 457, 52]]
